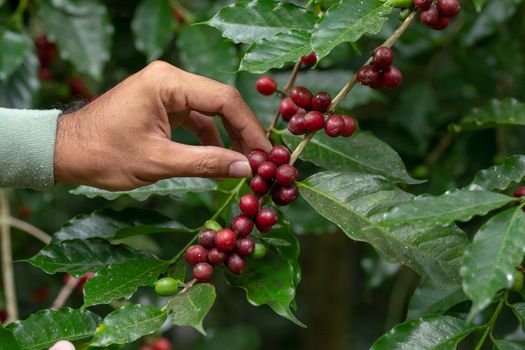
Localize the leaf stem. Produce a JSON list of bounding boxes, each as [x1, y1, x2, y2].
[[9, 0, 29, 29], [2, 217, 51, 244], [425, 131, 454, 166], [474, 293, 507, 350], [305, 0, 315, 9], [0, 190, 18, 324]]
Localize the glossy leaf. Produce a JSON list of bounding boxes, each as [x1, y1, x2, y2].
[[166, 283, 216, 335], [407, 283, 467, 320], [370, 315, 477, 349], [0, 327, 21, 350], [38, 0, 113, 79], [511, 302, 525, 330], [0, 48, 39, 108], [299, 172, 468, 289], [468, 155, 525, 191], [461, 207, 525, 321], [71, 178, 218, 201], [376, 189, 516, 228], [240, 30, 311, 73], [7, 308, 101, 350], [204, 0, 317, 44], [0, 30, 30, 81], [131, 0, 172, 61], [451, 98, 525, 132], [311, 0, 392, 60], [282, 131, 422, 184], [91, 304, 167, 346], [493, 340, 525, 350]]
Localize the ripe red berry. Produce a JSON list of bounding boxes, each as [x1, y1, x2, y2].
[[304, 111, 326, 131], [301, 51, 317, 66], [325, 115, 345, 137], [413, 0, 433, 10], [256, 208, 278, 227], [257, 161, 277, 180], [356, 65, 380, 85], [382, 66, 403, 88], [272, 185, 299, 206], [514, 187, 525, 198], [231, 215, 254, 237], [250, 175, 270, 195], [256, 76, 277, 96], [269, 146, 291, 166], [420, 5, 439, 26], [373, 47, 394, 70], [290, 86, 313, 109], [236, 237, 255, 256], [39, 68, 53, 81], [311, 92, 332, 112], [256, 222, 273, 233], [214, 229, 237, 251], [341, 116, 357, 137], [436, 0, 460, 17], [239, 194, 259, 217], [275, 164, 298, 186], [288, 113, 307, 135], [184, 245, 208, 265], [247, 149, 268, 173], [153, 337, 172, 350], [431, 17, 450, 30], [198, 229, 216, 249], [280, 97, 299, 122], [227, 253, 246, 274], [193, 262, 213, 282], [207, 248, 228, 265]]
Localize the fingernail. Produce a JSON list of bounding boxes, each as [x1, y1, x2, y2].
[[229, 161, 251, 177]]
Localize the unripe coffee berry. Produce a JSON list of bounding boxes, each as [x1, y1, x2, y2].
[[436, 0, 460, 17], [250, 175, 270, 195], [207, 248, 228, 265], [193, 262, 213, 282], [275, 164, 298, 186], [311, 92, 332, 112], [184, 245, 208, 265], [236, 237, 255, 256], [272, 185, 298, 206], [373, 47, 394, 70], [413, 0, 433, 10], [514, 187, 525, 198], [204, 219, 222, 232], [304, 111, 326, 131], [257, 161, 277, 180], [290, 86, 313, 109], [341, 116, 357, 137], [280, 97, 299, 122], [301, 51, 317, 66], [154, 277, 180, 296], [431, 17, 450, 30], [247, 149, 268, 173], [256, 208, 278, 227], [231, 215, 254, 237], [511, 271, 524, 292], [288, 113, 307, 135], [325, 115, 345, 137], [420, 5, 439, 25], [227, 253, 246, 274], [239, 194, 259, 217], [198, 229, 216, 249], [256, 76, 277, 96], [356, 65, 380, 85], [252, 243, 267, 259], [214, 229, 237, 251], [269, 146, 291, 166], [382, 66, 403, 88]]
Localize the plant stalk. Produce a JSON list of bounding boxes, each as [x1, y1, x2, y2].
[[474, 293, 507, 350], [0, 190, 18, 323]]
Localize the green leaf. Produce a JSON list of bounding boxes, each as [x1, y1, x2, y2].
[[376, 189, 516, 228], [131, 0, 172, 61], [166, 283, 216, 335], [204, 0, 317, 44], [407, 282, 467, 320], [494, 340, 525, 350], [51, 208, 192, 243], [7, 308, 101, 350], [27, 238, 159, 276], [240, 29, 311, 73], [282, 131, 422, 184], [311, 0, 392, 60], [461, 207, 525, 321], [0, 327, 21, 350], [511, 302, 525, 330], [38, 0, 113, 79], [299, 172, 468, 289], [91, 304, 167, 346], [450, 98, 525, 132], [471, 0, 488, 12], [370, 315, 477, 349], [71, 178, 218, 201], [0, 30, 30, 81], [177, 25, 238, 85], [468, 155, 525, 191], [83, 258, 169, 307], [0, 48, 39, 108]]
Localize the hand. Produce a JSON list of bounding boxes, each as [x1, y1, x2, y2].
[[54, 61, 272, 191], [49, 341, 74, 350]]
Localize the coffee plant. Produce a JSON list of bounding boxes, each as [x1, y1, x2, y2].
[[1, 0, 525, 349]]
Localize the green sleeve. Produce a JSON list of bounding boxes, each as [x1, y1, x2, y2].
[[0, 107, 61, 190]]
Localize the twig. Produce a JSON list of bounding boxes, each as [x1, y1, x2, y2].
[[180, 278, 197, 294], [4, 217, 51, 244], [51, 276, 80, 310], [0, 189, 18, 323], [425, 132, 454, 166]]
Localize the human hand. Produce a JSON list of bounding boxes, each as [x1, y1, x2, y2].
[[54, 61, 272, 190], [49, 340, 74, 350]]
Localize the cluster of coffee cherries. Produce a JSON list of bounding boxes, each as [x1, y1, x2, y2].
[[416, 0, 460, 30], [356, 46, 402, 90]]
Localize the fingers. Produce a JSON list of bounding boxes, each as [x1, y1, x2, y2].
[[182, 112, 224, 148], [49, 341, 75, 350]]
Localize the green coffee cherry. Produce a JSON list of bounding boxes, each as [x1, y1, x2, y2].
[[412, 165, 429, 179], [511, 271, 524, 292], [204, 220, 223, 232], [381, 0, 413, 8], [252, 243, 267, 260], [154, 277, 181, 296], [399, 8, 411, 21]]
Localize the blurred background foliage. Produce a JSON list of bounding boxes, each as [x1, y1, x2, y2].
[[1, 0, 525, 348]]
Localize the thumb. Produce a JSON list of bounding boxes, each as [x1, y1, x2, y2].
[[49, 341, 75, 350]]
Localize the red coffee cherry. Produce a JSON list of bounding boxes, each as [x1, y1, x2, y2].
[[39, 68, 53, 81], [269, 146, 291, 166], [311, 92, 332, 112], [280, 97, 299, 122], [256, 208, 278, 227], [304, 111, 326, 131], [153, 337, 172, 350], [420, 5, 439, 26], [325, 115, 345, 137], [288, 113, 307, 135], [198, 229, 216, 249], [214, 229, 237, 252], [356, 65, 380, 85], [256, 223, 272, 233], [341, 116, 357, 137], [257, 161, 277, 180], [290, 86, 313, 109], [227, 253, 246, 274], [250, 175, 270, 195], [193, 262, 213, 282], [231, 215, 254, 237], [275, 164, 298, 186], [382, 66, 403, 88], [514, 187, 525, 198], [236, 237, 255, 256], [301, 51, 317, 66], [272, 185, 299, 206], [247, 149, 268, 173], [184, 245, 208, 265], [256, 76, 277, 96], [432, 17, 450, 30], [436, 0, 460, 17], [373, 47, 394, 70], [239, 194, 259, 217], [207, 248, 228, 265], [413, 0, 433, 10]]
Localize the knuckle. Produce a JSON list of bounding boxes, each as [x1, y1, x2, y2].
[[223, 86, 241, 100], [195, 157, 219, 177], [144, 60, 173, 78]]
